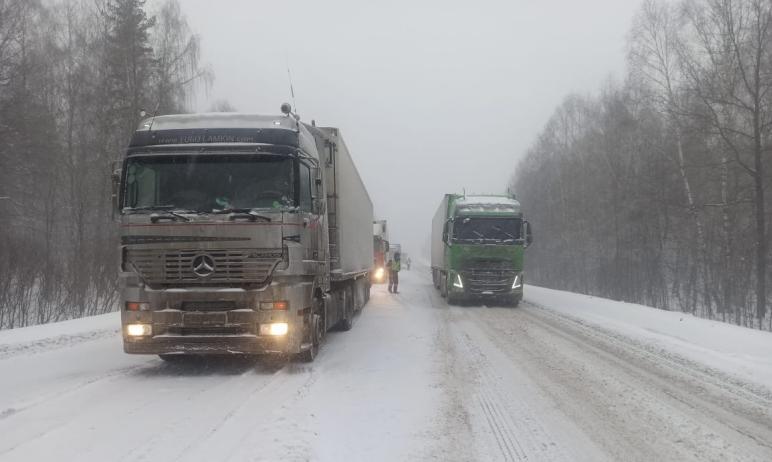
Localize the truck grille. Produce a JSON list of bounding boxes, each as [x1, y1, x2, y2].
[[166, 326, 249, 336], [126, 248, 282, 286], [462, 268, 516, 295]]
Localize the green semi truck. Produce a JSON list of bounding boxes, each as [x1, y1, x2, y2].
[[431, 194, 532, 306]]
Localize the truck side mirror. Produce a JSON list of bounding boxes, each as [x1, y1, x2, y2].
[[442, 220, 451, 245], [523, 220, 533, 248], [111, 163, 122, 221]]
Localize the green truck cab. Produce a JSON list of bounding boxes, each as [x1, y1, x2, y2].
[[431, 194, 532, 306]]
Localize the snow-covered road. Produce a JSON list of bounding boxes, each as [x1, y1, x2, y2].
[[2, 269, 772, 462]]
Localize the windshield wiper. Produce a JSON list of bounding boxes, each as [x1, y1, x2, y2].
[[123, 205, 193, 222], [212, 208, 272, 222], [124, 205, 177, 213], [492, 225, 515, 240]]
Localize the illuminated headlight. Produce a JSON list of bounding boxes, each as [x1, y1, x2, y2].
[[374, 267, 385, 280], [512, 274, 522, 290], [453, 274, 464, 289], [126, 324, 152, 337], [260, 322, 289, 336]]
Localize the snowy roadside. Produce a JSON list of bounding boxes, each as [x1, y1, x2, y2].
[[0, 312, 119, 359], [525, 285, 772, 391]]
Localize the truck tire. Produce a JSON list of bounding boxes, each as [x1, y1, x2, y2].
[[298, 312, 323, 362], [338, 286, 354, 331], [440, 274, 448, 298], [509, 295, 522, 308]]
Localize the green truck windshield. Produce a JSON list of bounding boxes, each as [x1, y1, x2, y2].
[[122, 154, 295, 212], [453, 217, 522, 244]]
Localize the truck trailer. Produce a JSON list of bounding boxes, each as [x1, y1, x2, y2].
[[114, 108, 373, 362], [431, 194, 532, 306]]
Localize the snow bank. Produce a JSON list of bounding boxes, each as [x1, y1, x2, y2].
[[525, 285, 772, 390], [0, 312, 119, 359]]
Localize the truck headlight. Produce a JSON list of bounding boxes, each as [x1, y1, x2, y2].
[[512, 274, 522, 290], [260, 323, 289, 336], [126, 324, 152, 337], [374, 267, 385, 280], [453, 274, 464, 289]]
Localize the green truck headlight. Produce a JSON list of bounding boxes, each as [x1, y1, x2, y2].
[[512, 274, 522, 290], [453, 274, 464, 289]]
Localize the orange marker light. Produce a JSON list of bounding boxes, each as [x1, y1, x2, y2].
[[126, 302, 149, 311]]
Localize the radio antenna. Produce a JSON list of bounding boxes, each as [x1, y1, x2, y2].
[[286, 58, 298, 116]]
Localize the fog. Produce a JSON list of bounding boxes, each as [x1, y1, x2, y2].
[[180, 0, 641, 257]]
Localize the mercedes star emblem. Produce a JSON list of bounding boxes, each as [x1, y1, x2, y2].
[[192, 254, 215, 277]]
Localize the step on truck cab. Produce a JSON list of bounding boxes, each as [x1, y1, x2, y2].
[[114, 108, 373, 361], [431, 194, 532, 306]]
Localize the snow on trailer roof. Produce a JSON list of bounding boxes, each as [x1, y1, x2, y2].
[[454, 195, 521, 214]]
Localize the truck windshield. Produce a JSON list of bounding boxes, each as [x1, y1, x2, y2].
[[453, 217, 522, 244], [122, 154, 294, 213]]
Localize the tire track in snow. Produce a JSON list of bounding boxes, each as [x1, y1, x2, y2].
[[518, 304, 772, 448], [452, 319, 572, 462], [474, 303, 772, 461], [0, 328, 119, 360], [118, 359, 291, 462], [524, 301, 772, 407], [0, 362, 145, 423]]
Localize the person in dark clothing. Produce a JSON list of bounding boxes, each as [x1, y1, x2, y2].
[[388, 253, 401, 293]]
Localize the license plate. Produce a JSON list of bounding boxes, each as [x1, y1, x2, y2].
[[184, 312, 227, 326]]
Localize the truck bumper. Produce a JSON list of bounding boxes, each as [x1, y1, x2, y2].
[[448, 271, 523, 303], [123, 333, 294, 355], [120, 277, 312, 356]]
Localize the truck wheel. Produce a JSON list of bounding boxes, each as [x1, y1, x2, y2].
[[338, 286, 354, 331], [440, 274, 448, 298], [509, 295, 522, 308], [298, 313, 323, 362]]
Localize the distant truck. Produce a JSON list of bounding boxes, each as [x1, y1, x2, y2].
[[431, 194, 532, 306], [372, 220, 389, 284], [114, 107, 373, 362]]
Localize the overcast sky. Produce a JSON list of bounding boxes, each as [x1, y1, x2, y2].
[[179, 0, 642, 257]]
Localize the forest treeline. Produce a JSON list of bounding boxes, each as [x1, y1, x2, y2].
[[0, 0, 210, 328], [513, 0, 772, 329]]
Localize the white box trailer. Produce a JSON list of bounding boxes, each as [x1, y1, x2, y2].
[[309, 126, 374, 278]]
